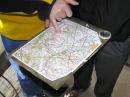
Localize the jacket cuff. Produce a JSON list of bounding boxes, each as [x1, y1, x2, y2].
[[37, 0, 56, 20]]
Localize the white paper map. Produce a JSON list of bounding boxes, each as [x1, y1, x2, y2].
[[12, 19, 102, 81]]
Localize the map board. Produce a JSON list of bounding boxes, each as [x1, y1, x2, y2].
[[11, 19, 110, 89]]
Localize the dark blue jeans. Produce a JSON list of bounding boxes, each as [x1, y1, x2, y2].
[[1, 35, 43, 96]]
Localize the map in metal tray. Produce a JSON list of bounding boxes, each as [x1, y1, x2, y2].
[[12, 19, 102, 81]]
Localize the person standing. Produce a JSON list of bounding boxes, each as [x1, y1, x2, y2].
[[0, 0, 54, 96], [49, 0, 130, 97]]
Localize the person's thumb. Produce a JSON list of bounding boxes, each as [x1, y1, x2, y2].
[[65, 5, 73, 17]]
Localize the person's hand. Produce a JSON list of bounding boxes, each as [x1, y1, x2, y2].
[[45, 19, 50, 28], [49, 0, 79, 31]]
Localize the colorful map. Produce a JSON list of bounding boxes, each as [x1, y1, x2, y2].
[[12, 19, 102, 81]]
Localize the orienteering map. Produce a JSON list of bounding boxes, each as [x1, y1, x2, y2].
[[12, 19, 102, 81]]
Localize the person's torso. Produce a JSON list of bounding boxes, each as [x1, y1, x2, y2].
[[0, 0, 53, 40], [74, 0, 130, 41]]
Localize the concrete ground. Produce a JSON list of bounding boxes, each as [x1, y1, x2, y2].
[[0, 66, 24, 97]]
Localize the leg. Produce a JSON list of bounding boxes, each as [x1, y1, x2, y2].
[[94, 40, 130, 97], [74, 58, 94, 90], [1, 35, 43, 96]]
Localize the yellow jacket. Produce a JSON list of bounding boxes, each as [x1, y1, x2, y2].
[[0, 0, 53, 40]]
